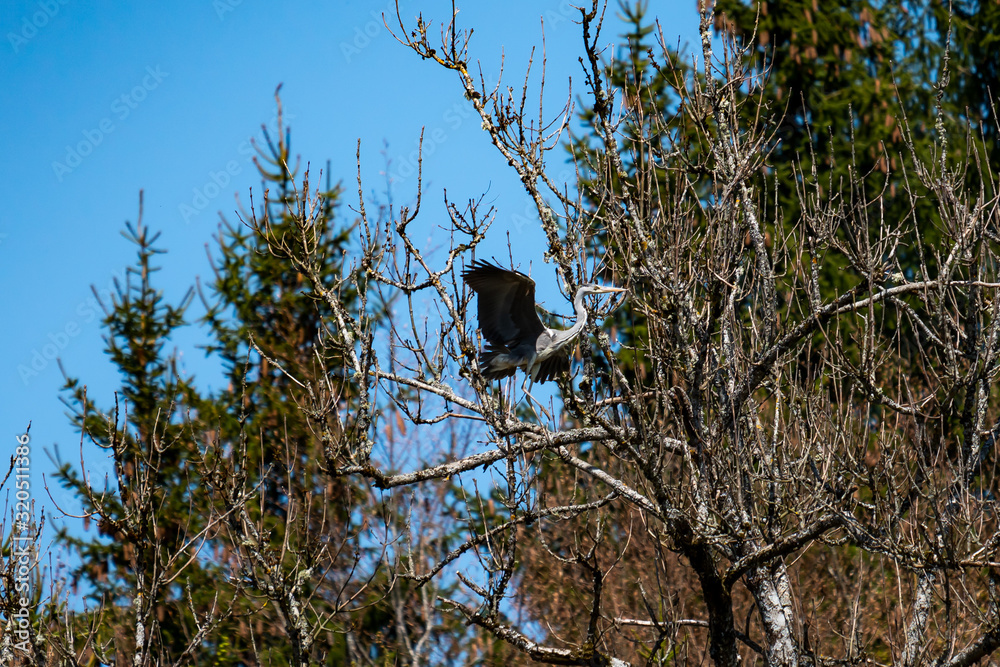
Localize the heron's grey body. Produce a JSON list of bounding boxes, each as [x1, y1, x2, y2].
[[462, 260, 625, 383]]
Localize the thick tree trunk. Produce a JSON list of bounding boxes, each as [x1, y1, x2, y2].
[[686, 540, 742, 667], [745, 562, 798, 667]]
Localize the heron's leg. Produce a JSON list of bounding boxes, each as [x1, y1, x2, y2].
[[518, 375, 536, 407], [516, 376, 554, 422]]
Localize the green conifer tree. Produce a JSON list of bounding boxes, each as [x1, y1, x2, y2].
[[52, 107, 472, 664]]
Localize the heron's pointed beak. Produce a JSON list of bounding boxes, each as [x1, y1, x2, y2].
[[598, 286, 627, 294]]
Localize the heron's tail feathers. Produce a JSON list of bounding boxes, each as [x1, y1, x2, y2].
[[477, 347, 569, 383], [479, 347, 518, 380]]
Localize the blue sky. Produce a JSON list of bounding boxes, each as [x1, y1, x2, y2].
[[1, 1, 697, 555]]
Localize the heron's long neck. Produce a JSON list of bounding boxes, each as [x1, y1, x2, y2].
[[567, 291, 589, 340]]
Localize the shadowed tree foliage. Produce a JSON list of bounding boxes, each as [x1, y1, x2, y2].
[[508, 1, 1000, 663]]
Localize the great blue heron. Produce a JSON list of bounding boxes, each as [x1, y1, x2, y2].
[[462, 259, 626, 383]]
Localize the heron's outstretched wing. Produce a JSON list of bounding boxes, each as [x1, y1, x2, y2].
[[462, 259, 545, 349]]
